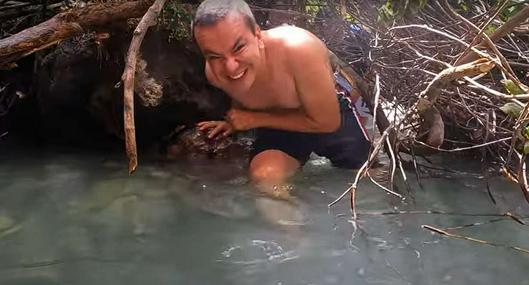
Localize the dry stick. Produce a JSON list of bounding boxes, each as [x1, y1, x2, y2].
[[368, 60, 494, 201], [358, 210, 527, 218], [371, 73, 381, 142], [328, 128, 391, 212], [0, 0, 154, 68], [408, 59, 495, 149], [330, 57, 493, 213], [442, 218, 506, 231], [366, 171, 402, 198], [501, 165, 520, 183], [413, 137, 512, 152], [452, 0, 510, 65], [329, 52, 403, 214], [422, 224, 529, 254], [386, 135, 398, 192], [121, 0, 167, 174], [435, 212, 527, 229], [456, 4, 529, 65], [444, 0, 524, 89], [413, 59, 495, 115], [396, 152, 409, 186], [390, 24, 499, 62], [464, 77, 529, 100], [517, 153, 529, 203]]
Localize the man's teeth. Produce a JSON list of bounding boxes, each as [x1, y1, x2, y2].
[[230, 70, 245, 80]]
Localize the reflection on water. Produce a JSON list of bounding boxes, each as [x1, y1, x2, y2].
[[0, 145, 528, 285]]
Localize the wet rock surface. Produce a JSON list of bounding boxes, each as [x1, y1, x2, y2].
[[166, 126, 253, 159]]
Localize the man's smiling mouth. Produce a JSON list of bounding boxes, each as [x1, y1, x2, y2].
[[229, 69, 246, 80]]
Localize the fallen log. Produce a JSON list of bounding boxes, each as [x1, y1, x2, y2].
[[0, 0, 154, 69], [122, 0, 168, 174]]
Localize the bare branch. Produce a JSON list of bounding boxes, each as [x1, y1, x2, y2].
[[121, 0, 168, 174]]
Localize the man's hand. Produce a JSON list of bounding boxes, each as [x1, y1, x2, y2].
[[226, 109, 258, 131], [197, 120, 233, 139]]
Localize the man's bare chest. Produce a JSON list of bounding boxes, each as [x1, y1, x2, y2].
[[237, 77, 300, 110]]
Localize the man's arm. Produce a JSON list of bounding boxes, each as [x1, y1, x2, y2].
[[228, 33, 340, 133]]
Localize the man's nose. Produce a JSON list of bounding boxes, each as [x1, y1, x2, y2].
[[224, 57, 240, 74]]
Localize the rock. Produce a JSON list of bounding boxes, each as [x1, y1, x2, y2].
[[166, 127, 252, 159]]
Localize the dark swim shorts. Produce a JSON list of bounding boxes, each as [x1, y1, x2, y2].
[[250, 94, 371, 169]]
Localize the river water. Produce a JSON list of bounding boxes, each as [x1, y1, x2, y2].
[[0, 143, 528, 285]]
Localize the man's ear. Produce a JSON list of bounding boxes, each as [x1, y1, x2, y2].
[[255, 26, 264, 48]]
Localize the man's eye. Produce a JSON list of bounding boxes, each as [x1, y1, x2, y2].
[[234, 44, 245, 53]]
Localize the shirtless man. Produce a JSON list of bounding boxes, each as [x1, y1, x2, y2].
[[193, 0, 370, 193]]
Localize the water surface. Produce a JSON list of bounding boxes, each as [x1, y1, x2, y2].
[[0, 145, 528, 285]]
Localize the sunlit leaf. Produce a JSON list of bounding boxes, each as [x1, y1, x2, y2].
[[524, 125, 529, 139], [501, 79, 529, 95], [500, 102, 523, 117], [484, 24, 497, 35], [523, 140, 529, 154]]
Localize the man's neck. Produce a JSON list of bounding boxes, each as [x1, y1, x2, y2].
[[252, 39, 272, 88]]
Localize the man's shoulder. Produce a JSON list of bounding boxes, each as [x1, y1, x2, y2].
[[265, 25, 327, 65], [266, 25, 323, 50]]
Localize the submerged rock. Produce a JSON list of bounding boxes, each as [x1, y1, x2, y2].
[[166, 126, 252, 159]]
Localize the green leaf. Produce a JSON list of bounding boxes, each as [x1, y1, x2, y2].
[[501, 79, 529, 95], [500, 102, 523, 117], [523, 140, 529, 154], [524, 125, 529, 139], [484, 24, 497, 35]]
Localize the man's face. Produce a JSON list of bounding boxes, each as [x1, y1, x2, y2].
[[194, 12, 263, 95]]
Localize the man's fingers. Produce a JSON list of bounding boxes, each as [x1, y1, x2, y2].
[[208, 124, 225, 138], [197, 121, 208, 130], [196, 121, 232, 137], [197, 121, 216, 131], [222, 129, 232, 137]]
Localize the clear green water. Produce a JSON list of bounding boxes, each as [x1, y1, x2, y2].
[[0, 145, 528, 285]]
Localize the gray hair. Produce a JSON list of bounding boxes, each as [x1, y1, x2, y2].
[[192, 0, 257, 35]]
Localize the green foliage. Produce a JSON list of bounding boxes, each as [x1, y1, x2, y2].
[[522, 125, 529, 154], [500, 0, 529, 22], [483, 23, 498, 35], [523, 140, 529, 154], [500, 102, 523, 117], [377, 0, 428, 22], [158, 1, 194, 42], [501, 79, 529, 95], [303, 1, 357, 24], [305, 0, 323, 16], [456, 0, 469, 12]]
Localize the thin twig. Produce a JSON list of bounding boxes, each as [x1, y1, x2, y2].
[[422, 224, 529, 254], [366, 170, 403, 198], [413, 136, 512, 152]]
